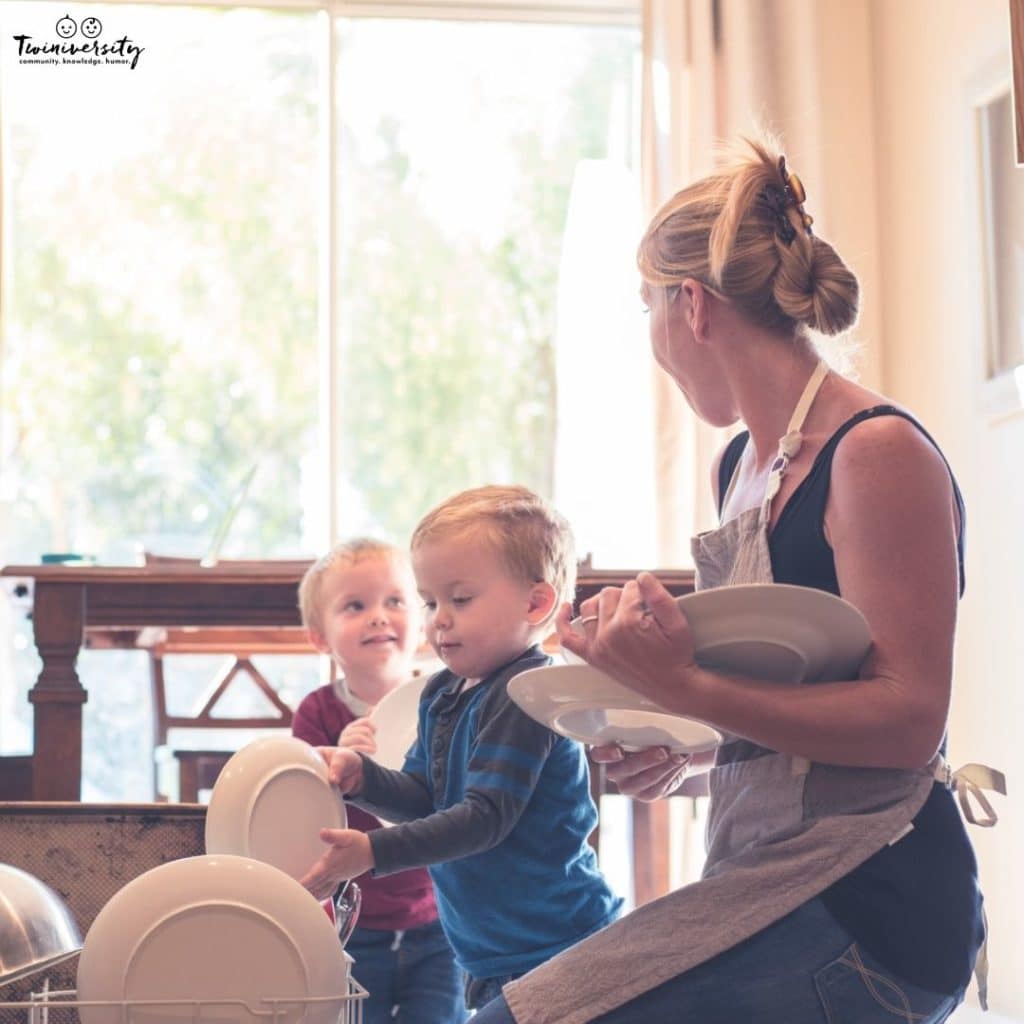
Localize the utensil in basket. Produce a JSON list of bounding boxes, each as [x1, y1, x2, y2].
[[332, 881, 361, 949]]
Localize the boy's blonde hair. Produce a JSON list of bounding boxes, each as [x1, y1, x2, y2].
[[411, 485, 577, 609], [299, 537, 411, 635]]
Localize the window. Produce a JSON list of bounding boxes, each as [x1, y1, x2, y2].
[[976, 89, 1024, 391], [0, 1, 644, 798]]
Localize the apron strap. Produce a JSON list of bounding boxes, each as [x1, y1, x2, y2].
[[760, 361, 830, 523], [933, 758, 1007, 827], [929, 756, 1005, 1009]]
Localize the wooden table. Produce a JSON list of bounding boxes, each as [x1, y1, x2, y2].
[[1, 563, 313, 801], [2, 562, 696, 905]]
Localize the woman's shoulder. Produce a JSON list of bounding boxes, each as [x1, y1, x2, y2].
[[824, 405, 956, 530]]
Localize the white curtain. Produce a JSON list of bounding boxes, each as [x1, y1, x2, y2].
[[641, 0, 839, 563]]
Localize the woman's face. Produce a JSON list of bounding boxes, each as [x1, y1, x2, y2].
[[644, 280, 738, 428]]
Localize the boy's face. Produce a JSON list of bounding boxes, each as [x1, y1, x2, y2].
[[309, 555, 421, 693], [412, 532, 554, 680]]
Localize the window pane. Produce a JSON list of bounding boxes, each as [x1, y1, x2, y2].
[[0, 4, 321, 798], [1, 3, 321, 566], [333, 17, 649, 562], [979, 90, 1024, 378]]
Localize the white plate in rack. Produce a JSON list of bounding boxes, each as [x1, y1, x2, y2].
[[205, 735, 347, 881], [76, 854, 351, 1024], [563, 583, 871, 684]]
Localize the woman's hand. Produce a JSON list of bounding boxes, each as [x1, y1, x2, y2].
[[338, 717, 377, 756], [591, 745, 692, 801], [557, 572, 700, 714], [299, 829, 374, 900], [316, 746, 365, 796]]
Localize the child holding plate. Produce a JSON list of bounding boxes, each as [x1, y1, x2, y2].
[[299, 486, 623, 1014], [295, 538, 466, 1024]]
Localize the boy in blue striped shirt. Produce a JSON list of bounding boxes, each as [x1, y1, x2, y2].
[[301, 485, 622, 1012]]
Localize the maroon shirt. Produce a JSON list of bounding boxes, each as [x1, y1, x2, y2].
[[292, 683, 439, 931]]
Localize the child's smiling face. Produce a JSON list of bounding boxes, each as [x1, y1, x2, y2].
[[55, 15, 77, 38], [413, 531, 554, 681], [308, 554, 421, 701], [81, 17, 102, 38]]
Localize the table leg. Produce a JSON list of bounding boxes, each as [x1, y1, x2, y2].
[[27, 582, 87, 800]]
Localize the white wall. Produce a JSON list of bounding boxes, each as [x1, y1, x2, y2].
[[869, 0, 1023, 1016]]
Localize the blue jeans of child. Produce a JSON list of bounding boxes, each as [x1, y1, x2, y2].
[[470, 898, 963, 1024], [347, 919, 468, 1024]]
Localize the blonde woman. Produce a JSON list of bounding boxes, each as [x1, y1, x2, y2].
[[474, 138, 986, 1024]]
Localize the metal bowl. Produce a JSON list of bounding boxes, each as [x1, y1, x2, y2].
[[0, 864, 82, 986]]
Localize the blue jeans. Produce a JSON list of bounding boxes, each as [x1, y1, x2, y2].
[[347, 919, 468, 1024], [471, 898, 963, 1024]]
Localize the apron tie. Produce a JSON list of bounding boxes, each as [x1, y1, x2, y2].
[[933, 759, 1007, 828]]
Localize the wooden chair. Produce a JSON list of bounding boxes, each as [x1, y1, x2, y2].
[[142, 626, 314, 802]]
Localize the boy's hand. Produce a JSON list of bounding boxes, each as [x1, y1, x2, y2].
[[338, 717, 377, 755], [316, 746, 365, 795], [299, 829, 374, 900]]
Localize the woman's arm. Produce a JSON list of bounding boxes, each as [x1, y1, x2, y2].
[[563, 417, 959, 771]]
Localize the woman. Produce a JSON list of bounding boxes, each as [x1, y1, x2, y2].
[[473, 137, 989, 1023]]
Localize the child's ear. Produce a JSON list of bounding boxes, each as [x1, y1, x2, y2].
[[525, 582, 558, 625], [307, 627, 331, 655]]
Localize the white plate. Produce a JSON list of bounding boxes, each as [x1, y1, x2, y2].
[[76, 854, 351, 1024], [508, 665, 721, 753], [205, 735, 347, 881], [564, 583, 871, 684], [548, 699, 720, 753], [369, 676, 427, 772]]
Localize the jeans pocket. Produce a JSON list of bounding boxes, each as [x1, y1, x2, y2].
[[814, 943, 959, 1024]]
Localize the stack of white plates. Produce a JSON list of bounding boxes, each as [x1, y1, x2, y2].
[[510, 583, 871, 752], [76, 855, 351, 1024]]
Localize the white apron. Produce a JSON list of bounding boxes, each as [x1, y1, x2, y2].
[[504, 363, 1002, 1024]]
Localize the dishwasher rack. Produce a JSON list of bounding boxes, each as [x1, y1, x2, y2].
[[0, 975, 368, 1024]]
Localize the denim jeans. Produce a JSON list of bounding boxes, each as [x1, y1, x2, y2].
[[346, 919, 468, 1024], [464, 972, 519, 1012], [470, 898, 963, 1024]]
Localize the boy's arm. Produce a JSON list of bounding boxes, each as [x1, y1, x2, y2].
[[349, 754, 435, 823], [368, 690, 557, 876]]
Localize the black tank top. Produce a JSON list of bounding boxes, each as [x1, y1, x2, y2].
[[715, 406, 982, 994]]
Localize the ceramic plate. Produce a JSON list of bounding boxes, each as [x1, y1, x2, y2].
[[205, 735, 347, 881], [76, 854, 351, 1024], [547, 698, 720, 753], [508, 665, 721, 753], [368, 676, 426, 772], [564, 583, 871, 683]]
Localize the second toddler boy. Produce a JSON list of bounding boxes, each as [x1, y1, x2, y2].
[[300, 485, 623, 1012]]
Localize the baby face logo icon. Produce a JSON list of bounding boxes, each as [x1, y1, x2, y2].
[[55, 14, 77, 38], [80, 17, 102, 39]]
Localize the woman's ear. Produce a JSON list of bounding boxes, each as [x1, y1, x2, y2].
[[525, 581, 558, 626], [681, 278, 711, 344]]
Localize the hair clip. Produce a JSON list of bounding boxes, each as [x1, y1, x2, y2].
[[778, 156, 814, 236], [761, 182, 796, 245]]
